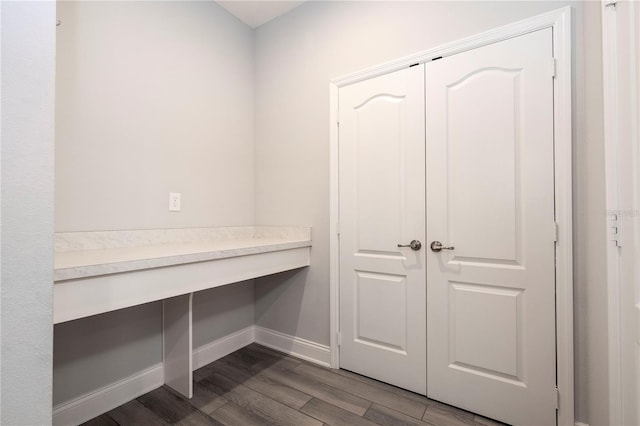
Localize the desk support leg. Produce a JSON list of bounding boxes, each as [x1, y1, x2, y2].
[[163, 293, 193, 398]]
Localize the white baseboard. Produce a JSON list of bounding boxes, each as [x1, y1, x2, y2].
[[254, 325, 331, 367], [52, 325, 329, 425], [52, 363, 164, 426], [193, 325, 255, 369], [575, 422, 589, 426]]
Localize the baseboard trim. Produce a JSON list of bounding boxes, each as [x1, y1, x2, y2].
[[254, 325, 331, 367], [193, 325, 255, 370], [52, 363, 164, 426], [575, 422, 589, 426]]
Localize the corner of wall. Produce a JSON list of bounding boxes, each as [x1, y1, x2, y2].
[[1, 1, 56, 424]]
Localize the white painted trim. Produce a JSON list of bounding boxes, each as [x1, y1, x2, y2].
[[602, 1, 640, 425], [551, 9, 575, 426], [254, 326, 332, 367], [52, 363, 164, 426], [329, 6, 573, 426], [602, 2, 623, 424], [193, 325, 255, 370], [329, 82, 340, 369]]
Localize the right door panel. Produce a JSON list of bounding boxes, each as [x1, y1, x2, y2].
[[426, 28, 556, 426]]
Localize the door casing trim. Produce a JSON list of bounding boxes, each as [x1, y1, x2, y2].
[[328, 6, 573, 426], [601, 1, 640, 424]]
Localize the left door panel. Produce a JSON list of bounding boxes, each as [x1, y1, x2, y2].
[[338, 65, 426, 394]]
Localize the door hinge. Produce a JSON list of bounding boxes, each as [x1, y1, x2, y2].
[[554, 222, 559, 243], [551, 58, 557, 79], [609, 213, 621, 247], [554, 386, 560, 410], [337, 331, 342, 347], [336, 222, 340, 238]]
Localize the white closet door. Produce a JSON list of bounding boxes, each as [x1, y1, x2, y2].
[[426, 28, 557, 425], [338, 65, 426, 394]]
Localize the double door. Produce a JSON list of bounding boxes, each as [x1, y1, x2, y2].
[[338, 29, 557, 425]]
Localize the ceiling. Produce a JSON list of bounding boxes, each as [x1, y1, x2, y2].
[[216, 1, 307, 29]]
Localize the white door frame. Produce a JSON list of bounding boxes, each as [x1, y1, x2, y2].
[[601, 1, 640, 424], [329, 7, 573, 426]]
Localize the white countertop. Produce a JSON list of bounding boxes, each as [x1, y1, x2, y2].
[[54, 226, 311, 281]]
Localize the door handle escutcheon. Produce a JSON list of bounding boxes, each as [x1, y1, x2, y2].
[[430, 241, 455, 252], [397, 240, 422, 251]]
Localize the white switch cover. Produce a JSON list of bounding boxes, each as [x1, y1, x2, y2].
[[169, 192, 181, 212]]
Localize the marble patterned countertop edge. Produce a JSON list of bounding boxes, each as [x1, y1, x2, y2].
[[55, 226, 311, 251], [54, 226, 311, 282]]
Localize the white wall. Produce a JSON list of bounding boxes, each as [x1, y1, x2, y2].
[[55, 0, 254, 232], [575, 3, 608, 423], [253, 2, 606, 424], [53, 302, 162, 406], [53, 0, 256, 408], [1, 1, 56, 424], [192, 280, 255, 349]]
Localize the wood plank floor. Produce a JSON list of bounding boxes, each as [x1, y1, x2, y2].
[[82, 344, 507, 426]]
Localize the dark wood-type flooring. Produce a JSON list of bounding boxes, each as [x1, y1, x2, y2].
[[83, 343, 507, 426]]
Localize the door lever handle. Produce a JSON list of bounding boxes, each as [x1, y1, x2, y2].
[[430, 241, 455, 252], [397, 240, 422, 251]]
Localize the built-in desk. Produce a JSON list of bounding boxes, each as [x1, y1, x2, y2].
[[53, 226, 311, 398]]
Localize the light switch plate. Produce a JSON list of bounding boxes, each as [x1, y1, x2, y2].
[[169, 192, 181, 212]]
